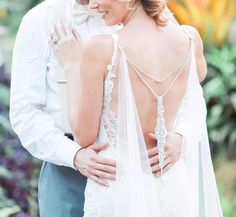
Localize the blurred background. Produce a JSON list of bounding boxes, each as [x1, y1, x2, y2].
[[0, 0, 235, 216]]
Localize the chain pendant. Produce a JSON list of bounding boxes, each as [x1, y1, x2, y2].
[[155, 96, 167, 176]]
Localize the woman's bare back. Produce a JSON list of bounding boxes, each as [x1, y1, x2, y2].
[[111, 23, 194, 149]]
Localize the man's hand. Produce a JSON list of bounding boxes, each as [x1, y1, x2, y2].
[[74, 142, 116, 187], [148, 132, 183, 177]]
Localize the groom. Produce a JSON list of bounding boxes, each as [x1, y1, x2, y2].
[[10, 0, 188, 216]]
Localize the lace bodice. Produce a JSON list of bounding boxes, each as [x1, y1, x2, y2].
[[100, 33, 119, 147], [83, 34, 120, 217]]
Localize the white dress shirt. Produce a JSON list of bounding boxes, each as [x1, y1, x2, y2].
[[10, 0, 205, 169], [10, 0, 118, 169]]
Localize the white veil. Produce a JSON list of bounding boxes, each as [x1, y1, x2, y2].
[[113, 5, 223, 217], [114, 49, 161, 216], [114, 35, 223, 217]]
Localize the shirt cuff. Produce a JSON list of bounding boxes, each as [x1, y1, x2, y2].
[[174, 123, 187, 156], [174, 122, 185, 136], [58, 139, 82, 170]]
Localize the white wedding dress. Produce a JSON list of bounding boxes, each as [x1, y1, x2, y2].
[[83, 28, 223, 217]]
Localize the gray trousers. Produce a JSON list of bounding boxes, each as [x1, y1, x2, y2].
[[38, 161, 87, 217]]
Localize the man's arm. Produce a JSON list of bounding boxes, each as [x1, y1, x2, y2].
[[10, 11, 81, 169]]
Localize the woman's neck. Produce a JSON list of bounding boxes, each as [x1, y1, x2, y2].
[[122, 4, 152, 27]]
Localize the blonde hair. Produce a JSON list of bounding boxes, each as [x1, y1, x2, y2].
[[140, 0, 168, 26]]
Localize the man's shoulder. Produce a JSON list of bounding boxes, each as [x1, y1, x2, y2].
[[21, 0, 54, 27]]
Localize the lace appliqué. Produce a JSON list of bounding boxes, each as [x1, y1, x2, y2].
[[83, 34, 119, 217], [101, 34, 119, 147]]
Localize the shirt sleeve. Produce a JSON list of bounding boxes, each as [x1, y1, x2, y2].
[[9, 11, 81, 169]]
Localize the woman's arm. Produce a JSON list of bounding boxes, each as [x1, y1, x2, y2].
[[50, 23, 114, 147], [188, 26, 207, 82], [67, 35, 113, 147]]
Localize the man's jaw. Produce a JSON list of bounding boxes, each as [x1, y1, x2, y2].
[[76, 0, 89, 5]]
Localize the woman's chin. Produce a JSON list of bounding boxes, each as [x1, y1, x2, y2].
[[104, 19, 121, 27]]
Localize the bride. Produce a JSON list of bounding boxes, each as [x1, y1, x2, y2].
[[50, 0, 223, 216]]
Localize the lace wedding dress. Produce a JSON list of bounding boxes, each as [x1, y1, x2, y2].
[[83, 28, 223, 217]]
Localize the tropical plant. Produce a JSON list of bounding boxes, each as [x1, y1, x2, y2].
[[0, 65, 40, 217], [168, 0, 236, 46], [203, 43, 236, 158], [0, 1, 43, 216]]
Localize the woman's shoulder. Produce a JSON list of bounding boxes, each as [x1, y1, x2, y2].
[[180, 25, 206, 81], [82, 34, 115, 66], [180, 25, 203, 46]]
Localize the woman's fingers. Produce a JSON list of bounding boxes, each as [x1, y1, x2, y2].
[[54, 23, 65, 40], [50, 22, 74, 45], [49, 30, 60, 46], [72, 28, 83, 45], [59, 20, 68, 35]]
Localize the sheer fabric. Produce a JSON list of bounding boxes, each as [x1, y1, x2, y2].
[[83, 32, 223, 216]]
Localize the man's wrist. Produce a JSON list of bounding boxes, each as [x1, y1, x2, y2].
[[73, 147, 84, 170], [174, 131, 186, 157]]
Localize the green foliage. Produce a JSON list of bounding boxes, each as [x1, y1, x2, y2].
[[204, 43, 236, 158], [0, 2, 42, 216], [219, 183, 236, 217], [0, 187, 20, 217], [222, 199, 236, 217]]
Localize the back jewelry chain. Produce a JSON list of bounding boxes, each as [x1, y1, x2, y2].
[[127, 37, 192, 176]]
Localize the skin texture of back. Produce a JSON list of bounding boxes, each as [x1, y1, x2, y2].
[[113, 21, 193, 149], [77, 15, 206, 149]]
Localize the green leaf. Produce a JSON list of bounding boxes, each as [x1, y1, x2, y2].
[[229, 75, 236, 88], [0, 205, 20, 217], [230, 93, 236, 112], [0, 115, 12, 132], [203, 77, 226, 101], [0, 165, 12, 179], [0, 83, 10, 107]]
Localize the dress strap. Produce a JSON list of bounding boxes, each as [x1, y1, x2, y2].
[[106, 33, 119, 75], [181, 25, 194, 41], [180, 25, 202, 83], [128, 42, 192, 98]]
